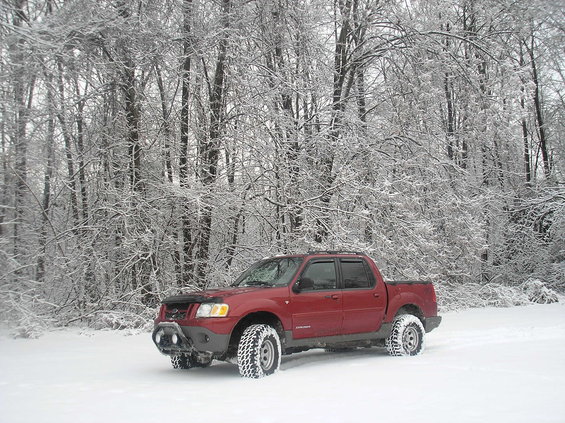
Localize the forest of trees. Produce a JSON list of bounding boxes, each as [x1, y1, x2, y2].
[[1, 0, 563, 331]]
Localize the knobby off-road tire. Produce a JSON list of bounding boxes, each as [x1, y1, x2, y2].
[[386, 314, 425, 356], [171, 354, 194, 369], [237, 324, 282, 378], [171, 354, 212, 369]]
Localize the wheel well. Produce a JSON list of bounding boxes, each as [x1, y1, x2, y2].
[[396, 304, 424, 323], [228, 312, 284, 353]]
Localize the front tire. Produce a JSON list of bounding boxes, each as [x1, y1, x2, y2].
[[386, 314, 425, 356], [171, 354, 212, 369], [171, 354, 194, 369], [237, 324, 282, 378]]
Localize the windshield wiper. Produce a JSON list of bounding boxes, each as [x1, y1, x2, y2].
[[241, 280, 273, 287]]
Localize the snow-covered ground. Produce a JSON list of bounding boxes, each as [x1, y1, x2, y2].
[[1, 303, 564, 423]]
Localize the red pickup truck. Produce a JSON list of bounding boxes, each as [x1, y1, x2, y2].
[[152, 251, 441, 378]]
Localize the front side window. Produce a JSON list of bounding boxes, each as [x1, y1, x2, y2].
[[341, 259, 374, 289], [234, 257, 303, 287], [299, 260, 337, 291]]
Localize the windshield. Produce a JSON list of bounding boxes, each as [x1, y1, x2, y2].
[[233, 257, 304, 287]]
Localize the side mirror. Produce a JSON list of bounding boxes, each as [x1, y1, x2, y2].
[[293, 277, 314, 293]]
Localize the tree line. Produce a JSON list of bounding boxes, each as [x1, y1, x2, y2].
[[1, 0, 563, 328]]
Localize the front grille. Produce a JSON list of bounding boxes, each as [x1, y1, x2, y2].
[[164, 303, 193, 320], [165, 310, 186, 320]]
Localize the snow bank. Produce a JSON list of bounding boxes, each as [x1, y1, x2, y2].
[[435, 279, 561, 311]]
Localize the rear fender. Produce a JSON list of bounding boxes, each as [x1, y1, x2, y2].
[[385, 291, 425, 322]]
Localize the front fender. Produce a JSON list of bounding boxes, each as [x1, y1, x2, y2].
[[229, 297, 292, 331]]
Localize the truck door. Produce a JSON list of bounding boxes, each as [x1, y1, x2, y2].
[[339, 258, 386, 334], [289, 258, 342, 339]]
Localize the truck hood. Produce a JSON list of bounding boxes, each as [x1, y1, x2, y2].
[[161, 287, 270, 305]]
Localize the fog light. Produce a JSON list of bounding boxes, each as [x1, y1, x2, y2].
[[155, 330, 164, 344], [172, 333, 179, 344]]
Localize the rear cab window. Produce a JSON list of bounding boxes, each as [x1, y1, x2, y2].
[[340, 258, 375, 289]]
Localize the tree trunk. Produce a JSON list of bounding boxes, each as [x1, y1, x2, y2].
[[194, 0, 231, 287], [526, 34, 551, 178], [314, 0, 354, 243], [315, 0, 354, 243], [11, 0, 33, 265], [123, 65, 142, 193], [37, 69, 55, 283], [0, 91, 7, 238], [180, 0, 195, 285], [520, 43, 532, 185], [56, 59, 80, 233], [155, 65, 174, 184], [74, 78, 89, 224], [155, 64, 182, 283]]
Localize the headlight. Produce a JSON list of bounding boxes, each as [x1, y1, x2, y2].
[[195, 303, 230, 318]]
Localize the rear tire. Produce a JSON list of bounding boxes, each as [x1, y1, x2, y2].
[[237, 324, 281, 378], [386, 314, 425, 356]]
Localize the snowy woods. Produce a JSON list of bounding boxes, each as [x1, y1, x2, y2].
[[1, 0, 564, 330]]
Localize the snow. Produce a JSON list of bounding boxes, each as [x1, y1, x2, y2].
[[1, 303, 564, 423]]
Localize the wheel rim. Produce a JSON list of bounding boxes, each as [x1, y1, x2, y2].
[[402, 325, 420, 353], [260, 338, 275, 370]]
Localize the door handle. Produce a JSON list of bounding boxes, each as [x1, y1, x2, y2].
[[373, 293, 380, 298], [325, 294, 340, 300]]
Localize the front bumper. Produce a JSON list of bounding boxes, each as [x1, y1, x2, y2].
[[152, 322, 230, 356]]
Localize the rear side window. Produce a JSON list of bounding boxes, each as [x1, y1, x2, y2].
[[340, 259, 375, 289], [300, 260, 337, 291]]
